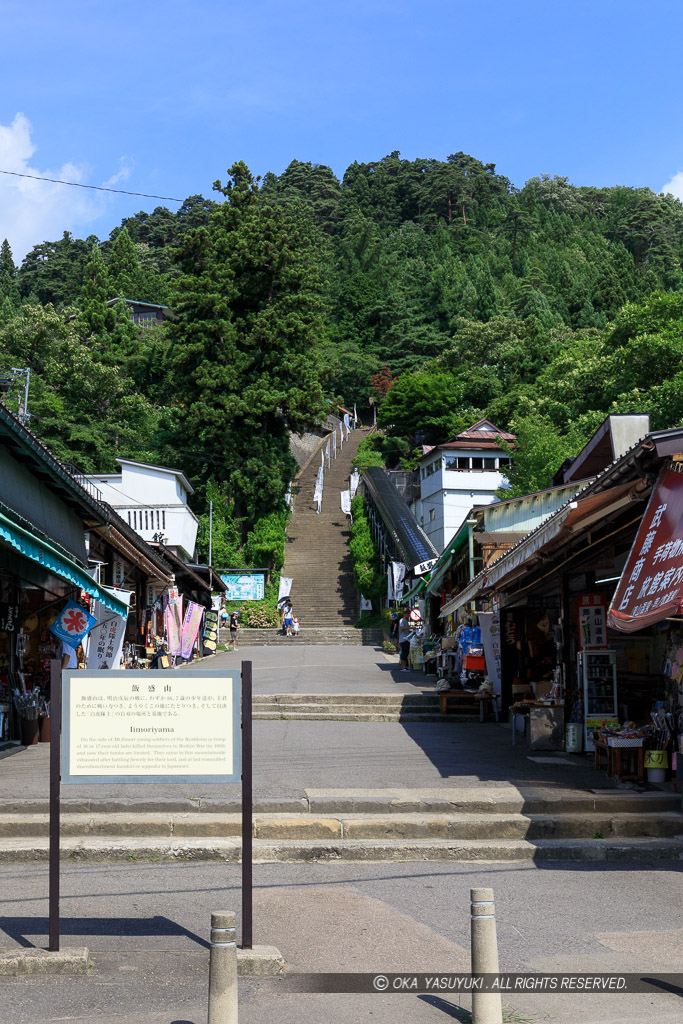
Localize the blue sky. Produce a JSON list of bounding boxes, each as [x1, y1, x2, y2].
[[1, 0, 682, 258]]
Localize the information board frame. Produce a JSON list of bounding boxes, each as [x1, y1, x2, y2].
[[60, 668, 242, 785]]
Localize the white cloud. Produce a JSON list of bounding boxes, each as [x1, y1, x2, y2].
[[660, 171, 683, 201], [0, 113, 126, 261]]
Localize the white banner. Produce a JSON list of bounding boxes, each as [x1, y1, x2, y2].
[[479, 612, 502, 697], [391, 562, 406, 601], [340, 490, 352, 516], [339, 423, 344, 448], [349, 471, 360, 498], [353, 403, 358, 426], [333, 430, 337, 458], [314, 465, 324, 513], [278, 577, 293, 606], [360, 596, 373, 611], [325, 439, 331, 468], [387, 568, 394, 602], [84, 587, 132, 670]]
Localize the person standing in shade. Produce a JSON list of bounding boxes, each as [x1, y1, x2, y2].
[[229, 609, 240, 651], [398, 609, 413, 672]]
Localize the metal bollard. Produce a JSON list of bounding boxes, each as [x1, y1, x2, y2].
[[470, 888, 502, 1024], [208, 911, 238, 1024]]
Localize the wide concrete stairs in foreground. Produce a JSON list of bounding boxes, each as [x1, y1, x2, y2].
[[2, 788, 681, 863], [283, 426, 368, 631]]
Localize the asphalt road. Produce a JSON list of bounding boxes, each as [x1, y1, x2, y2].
[[1, 860, 682, 1024]]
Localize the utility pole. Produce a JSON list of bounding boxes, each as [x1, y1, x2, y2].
[[209, 500, 213, 566]]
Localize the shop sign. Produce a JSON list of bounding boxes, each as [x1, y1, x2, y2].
[[414, 558, 437, 576], [609, 465, 683, 632], [577, 593, 608, 650], [49, 600, 97, 647], [478, 611, 502, 697], [0, 603, 20, 633], [61, 669, 241, 784], [113, 557, 127, 588]]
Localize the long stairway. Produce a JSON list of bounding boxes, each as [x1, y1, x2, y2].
[[284, 426, 369, 629]]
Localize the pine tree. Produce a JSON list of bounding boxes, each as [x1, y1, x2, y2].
[[0, 239, 20, 311], [107, 227, 141, 299], [77, 244, 114, 339]]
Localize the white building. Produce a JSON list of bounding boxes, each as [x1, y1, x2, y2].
[[411, 419, 515, 553], [85, 458, 199, 562]]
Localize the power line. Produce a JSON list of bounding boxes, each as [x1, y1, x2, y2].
[[0, 168, 183, 203]]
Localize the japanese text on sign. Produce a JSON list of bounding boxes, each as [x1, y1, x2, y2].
[[62, 670, 240, 784]]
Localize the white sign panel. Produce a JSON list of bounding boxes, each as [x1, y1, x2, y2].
[[61, 669, 241, 784]]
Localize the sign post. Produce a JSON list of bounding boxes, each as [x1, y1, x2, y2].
[[49, 659, 61, 952], [49, 666, 247, 952], [242, 661, 253, 950]]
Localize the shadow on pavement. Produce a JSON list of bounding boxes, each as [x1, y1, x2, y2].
[[0, 914, 209, 950]]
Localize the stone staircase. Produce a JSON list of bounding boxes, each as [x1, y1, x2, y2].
[[1, 789, 681, 863], [218, 627, 383, 647], [251, 693, 469, 721], [283, 427, 368, 628]]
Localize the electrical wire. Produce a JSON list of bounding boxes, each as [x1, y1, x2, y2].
[[0, 168, 183, 203]]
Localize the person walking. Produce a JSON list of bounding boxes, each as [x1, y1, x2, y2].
[[229, 609, 240, 651], [398, 608, 413, 672], [284, 603, 294, 636], [291, 616, 300, 637]]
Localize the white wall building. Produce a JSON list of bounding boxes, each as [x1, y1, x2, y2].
[[85, 458, 199, 562], [411, 419, 515, 553]]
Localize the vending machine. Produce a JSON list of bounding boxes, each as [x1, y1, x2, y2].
[[578, 650, 618, 752]]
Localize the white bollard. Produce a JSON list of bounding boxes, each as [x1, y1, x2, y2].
[[470, 887, 503, 1024], [208, 911, 238, 1024]]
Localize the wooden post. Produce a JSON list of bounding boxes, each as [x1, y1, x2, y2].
[[241, 661, 253, 950], [48, 659, 61, 952]]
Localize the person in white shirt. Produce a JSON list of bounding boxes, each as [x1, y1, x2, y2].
[[58, 640, 78, 670]]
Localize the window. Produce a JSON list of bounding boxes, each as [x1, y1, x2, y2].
[[145, 510, 149, 530], [430, 509, 436, 521], [133, 510, 137, 529], [445, 458, 457, 471], [498, 457, 512, 469], [471, 457, 484, 470], [484, 457, 496, 469], [156, 510, 160, 529], [162, 510, 166, 529], [457, 457, 470, 470], [127, 511, 131, 525]]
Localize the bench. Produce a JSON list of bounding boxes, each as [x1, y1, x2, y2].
[[438, 692, 499, 722]]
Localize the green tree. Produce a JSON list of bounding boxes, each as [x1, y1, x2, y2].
[[378, 369, 467, 445], [107, 227, 142, 298], [166, 162, 327, 523]]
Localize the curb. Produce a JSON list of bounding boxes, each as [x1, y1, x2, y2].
[[0, 944, 285, 977]]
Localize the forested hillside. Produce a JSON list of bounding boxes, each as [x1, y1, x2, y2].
[[1, 151, 683, 544]]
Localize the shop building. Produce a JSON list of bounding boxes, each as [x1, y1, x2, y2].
[[434, 415, 683, 784], [85, 458, 199, 561], [0, 404, 130, 744]]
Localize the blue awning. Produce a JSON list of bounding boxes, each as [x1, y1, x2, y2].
[[0, 511, 129, 617]]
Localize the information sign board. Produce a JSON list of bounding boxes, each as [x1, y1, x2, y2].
[[220, 573, 265, 601], [61, 669, 241, 784]]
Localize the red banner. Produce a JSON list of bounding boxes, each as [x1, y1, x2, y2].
[[608, 465, 683, 632]]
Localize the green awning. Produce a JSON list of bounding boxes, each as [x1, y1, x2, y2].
[[402, 577, 426, 602], [0, 511, 128, 617], [425, 523, 470, 596]]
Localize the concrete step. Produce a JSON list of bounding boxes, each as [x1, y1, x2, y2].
[[3, 788, 679, 817], [2, 811, 681, 841], [223, 629, 382, 646], [1, 834, 681, 863]]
